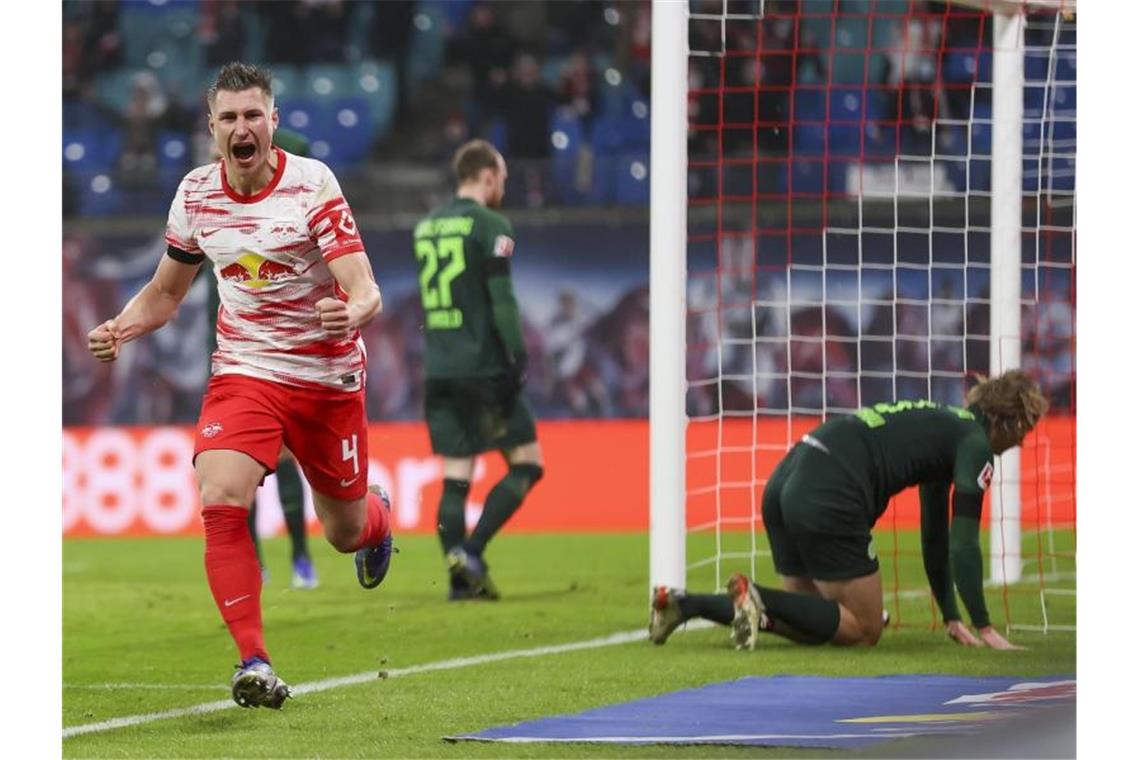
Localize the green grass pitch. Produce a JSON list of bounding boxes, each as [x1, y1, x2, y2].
[[63, 530, 1075, 758]]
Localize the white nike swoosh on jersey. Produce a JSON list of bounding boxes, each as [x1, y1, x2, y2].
[[224, 594, 252, 607], [339, 476, 360, 487]]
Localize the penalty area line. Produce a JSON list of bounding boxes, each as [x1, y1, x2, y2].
[[63, 624, 698, 740]]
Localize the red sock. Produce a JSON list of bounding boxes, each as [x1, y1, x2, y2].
[[202, 505, 267, 663], [348, 490, 391, 551]]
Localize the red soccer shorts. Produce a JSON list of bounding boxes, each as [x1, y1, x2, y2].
[[194, 373, 369, 500]]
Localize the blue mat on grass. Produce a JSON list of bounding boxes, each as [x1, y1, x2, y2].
[[448, 674, 1075, 749]]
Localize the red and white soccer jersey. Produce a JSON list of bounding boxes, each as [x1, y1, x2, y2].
[[165, 147, 368, 391]]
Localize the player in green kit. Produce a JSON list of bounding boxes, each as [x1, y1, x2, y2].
[[413, 139, 544, 600], [649, 370, 1048, 650]]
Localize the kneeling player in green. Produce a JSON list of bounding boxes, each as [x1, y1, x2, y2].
[[650, 370, 1048, 650], [412, 140, 544, 600]]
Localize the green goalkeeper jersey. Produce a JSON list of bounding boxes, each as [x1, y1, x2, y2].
[[811, 401, 995, 524], [412, 196, 524, 379]]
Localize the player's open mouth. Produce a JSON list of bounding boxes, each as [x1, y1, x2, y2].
[[232, 143, 257, 163]]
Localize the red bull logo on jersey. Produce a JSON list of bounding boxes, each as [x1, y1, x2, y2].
[[218, 252, 296, 289]]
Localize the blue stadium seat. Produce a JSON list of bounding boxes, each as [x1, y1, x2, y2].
[[312, 98, 377, 165], [353, 60, 398, 135], [970, 120, 992, 155], [63, 130, 122, 172], [793, 123, 826, 156], [267, 64, 303, 100], [757, 161, 788, 195], [835, 16, 869, 49], [1055, 51, 1076, 83], [304, 64, 356, 100], [615, 153, 650, 206], [793, 88, 827, 123], [63, 99, 111, 131], [937, 124, 969, 158], [863, 123, 898, 159], [791, 158, 825, 195], [156, 131, 191, 169], [1024, 53, 1050, 83], [1048, 156, 1076, 192], [829, 88, 866, 122], [407, 2, 447, 86], [78, 175, 124, 217], [828, 159, 855, 195], [827, 124, 862, 157], [483, 119, 508, 153], [277, 97, 320, 140], [967, 157, 991, 192], [943, 51, 978, 83], [591, 111, 647, 156], [551, 111, 585, 205]]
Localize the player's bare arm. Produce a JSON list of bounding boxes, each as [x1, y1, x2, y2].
[[317, 252, 382, 337], [87, 255, 202, 362]]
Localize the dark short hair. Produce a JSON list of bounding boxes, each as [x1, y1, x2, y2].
[[452, 139, 501, 184], [207, 62, 273, 108]]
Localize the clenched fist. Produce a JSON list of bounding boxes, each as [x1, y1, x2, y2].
[[316, 297, 351, 337], [88, 319, 121, 362]]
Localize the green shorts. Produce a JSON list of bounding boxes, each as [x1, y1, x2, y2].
[[424, 376, 538, 457], [761, 442, 879, 581]]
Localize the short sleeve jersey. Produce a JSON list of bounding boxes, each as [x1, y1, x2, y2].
[[811, 401, 995, 523], [165, 148, 368, 391], [411, 196, 517, 378]]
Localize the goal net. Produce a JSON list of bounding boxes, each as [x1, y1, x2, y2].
[[651, 0, 1076, 634]]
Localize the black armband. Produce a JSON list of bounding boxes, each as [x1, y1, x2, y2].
[[166, 245, 205, 265], [484, 256, 511, 277], [952, 491, 984, 521]]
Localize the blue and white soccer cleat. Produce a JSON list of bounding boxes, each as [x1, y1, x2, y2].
[[445, 546, 500, 600], [355, 485, 396, 589], [230, 657, 291, 709], [727, 572, 769, 651], [291, 555, 319, 589]]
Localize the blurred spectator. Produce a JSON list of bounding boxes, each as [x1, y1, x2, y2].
[[496, 53, 554, 207], [883, 3, 948, 153], [80, 0, 123, 81], [258, 2, 307, 64], [62, 234, 116, 425], [556, 51, 598, 124], [303, 0, 349, 63], [200, 0, 251, 67], [448, 2, 518, 133], [62, 20, 88, 99], [371, 1, 415, 118], [119, 72, 168, 184], [593, 287, 650, 417], [545, 290, 611, 417]]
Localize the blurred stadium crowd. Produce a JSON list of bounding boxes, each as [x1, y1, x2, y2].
[[62, 0, 1075, 427]]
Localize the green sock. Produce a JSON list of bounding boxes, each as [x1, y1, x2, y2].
[[756, 585, 841, 643], [438, 479, 470, 553], [246, 502, 263, 567], [276, 458, 309, 561], [466, 464, 543, 555], [677, 592, 734, 625]]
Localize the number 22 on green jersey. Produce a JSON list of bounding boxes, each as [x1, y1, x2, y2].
[[415, 235, 467, 329]]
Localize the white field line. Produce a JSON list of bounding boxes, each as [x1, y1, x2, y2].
[[63, 626, 680, 740]]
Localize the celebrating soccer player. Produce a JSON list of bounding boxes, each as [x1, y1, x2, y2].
[[412, 139, 544, 600], [649, 370, 1048, 651], [87, 62, 394, 709]]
